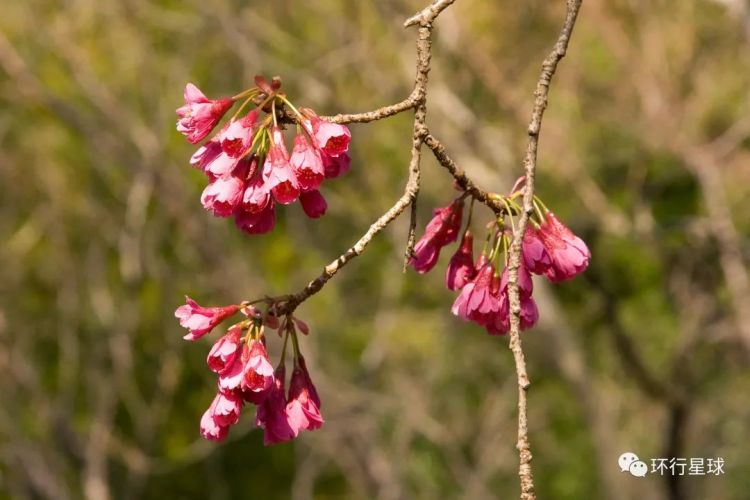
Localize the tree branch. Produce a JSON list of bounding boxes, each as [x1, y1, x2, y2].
[[505, 1, 583, 498], [273, 0, 451, 315]]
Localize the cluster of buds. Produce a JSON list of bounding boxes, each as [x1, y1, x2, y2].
[[409, 179, 590, 334], [176, 76, 352, 234], [175, 297, 323, 445]]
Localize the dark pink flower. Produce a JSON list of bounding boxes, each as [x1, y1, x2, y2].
[[286, 358, 323, 433], [409, 200, 464, 273], [207, 326, 243, 373], [218, 343, 249, 393], [175, 297, 239, 341], [445, 230, 475, 291], [201, 173, 245, 217], [299, 190, 327, 219], [256, 365, 297, 445], [499, 261, 534, 299], [177, 83, 233, 144], [262, 127, 300, 204], [290, 134, 324, 191], [217, 338, 274, 399], [212, 391, 244, 427], [219, 110, 260, 157], [190, 140, 222, 176], [301, 110, 351, 157], [241, 173, 271, 215], [537, 212, 590, 282], [241, 339, 275, 396], [200, 394, 229, 441], [522, 226, 551, 275], [485, 262, 538, 335], [322, 152, 351, 179], [451, 263, 501, 325], [234, 203, 276, 235], [485, 293, 539, 336]]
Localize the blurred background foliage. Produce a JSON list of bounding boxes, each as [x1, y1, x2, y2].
[[1, 0, 750, 499]]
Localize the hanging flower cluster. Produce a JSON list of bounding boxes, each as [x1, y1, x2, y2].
[[176, 298, 323, 445], [176, 76, 352, 234], [409, 179, 590, 335]]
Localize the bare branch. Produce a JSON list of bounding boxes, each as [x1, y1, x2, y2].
[[404, 0, 457, 27], [505, 1, 583, 498], [423, 132, 510, 215]]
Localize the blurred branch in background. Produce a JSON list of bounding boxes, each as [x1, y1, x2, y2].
[[0, 0, 749, 499]]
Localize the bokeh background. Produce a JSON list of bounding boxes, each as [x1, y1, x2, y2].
[[2, 0, 750, 499]]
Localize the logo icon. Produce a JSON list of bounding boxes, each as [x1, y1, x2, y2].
[[618, 452, 648, 477]]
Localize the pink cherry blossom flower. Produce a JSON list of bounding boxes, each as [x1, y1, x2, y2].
[[485, 293, 539, 336], [537, 212, 590, 282], [241, 173, 271, 215], [234, 203, 276, 235], [201, 173, 245, 217], [485, 262, 538, 335], [262, 127, 300, 205], [445, 230, 475, 291], [207, 326, 243, 374], [451, 263, 501, 325], [522, 226, 551, 275], [409, 200, 464, 273], [301, 110, 351, 157], [190, 140, 222, 176], [218, 343, 249, 393], [242, 339, 275, 396], [177, 83, 233, 144], [256, 365, 297, 445], [290, 134, 324, 191], [200, 395, 229, 441], [211, 391, 244, 427], [175, 297, 239, 341], [322, 152, 351, 179], [219, 110, 260, 157], [286, 358, 323, 433], [299, 190, 327, 219]]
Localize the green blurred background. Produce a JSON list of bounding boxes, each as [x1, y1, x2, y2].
[[1, 0, 750, 498]]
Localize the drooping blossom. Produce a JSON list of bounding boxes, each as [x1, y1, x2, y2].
[[301, 109, 351, 157], [256, 365, 297, 445], [207, 326, 243, 373], [200, 172, 245, 217], [219, 110, 260, 157], [522, 226, 551, 275], [217, 338, 274, 400], [212, 391, 244, 427], [409, 199, 464, 273], [190, 140, 222, 176], [242, 339, 275, 397], [286, 357, 323, 433], [451, 262, 501, 326], [485, 262, 538, 335], [537, 212, 590, 282], [200, 394, 230, 441], [299, 190, 327, 219], [322, 152, 351, 179], [262, 127, 300, 204], [241, 172, 271, 215], [175, 297, 239, 341], [177, 83, 233, 144], [235, 203, 276, 235], [290, 134, 325, 191], [445, 230, 475, 291]]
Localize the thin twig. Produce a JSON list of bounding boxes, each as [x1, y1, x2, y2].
[[505, 1, 583, 499], [273, 0, 452, 314], [423, 132, 511, 215]]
